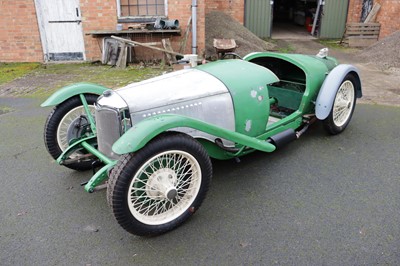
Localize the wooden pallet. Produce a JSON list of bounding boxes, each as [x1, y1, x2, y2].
[[345, 22, 380, 47]]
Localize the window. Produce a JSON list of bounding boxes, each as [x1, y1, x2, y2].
[[118, 0, 166, 19]]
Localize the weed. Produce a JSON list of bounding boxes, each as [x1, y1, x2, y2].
[[0, 63, 40, 85], [0, 105, 14, 115], [1, 62, 166, 97], [317, 39, 357, 52], [278, 44, 295, 53]]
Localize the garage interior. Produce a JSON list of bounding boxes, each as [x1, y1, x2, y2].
[[271, 0, 318, 39]]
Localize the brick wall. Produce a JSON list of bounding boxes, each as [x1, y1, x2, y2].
[[0, 0, 43, 62], [347, 0, 400, 39], [168, 0, 206, 55], [0, 0, 244, 62], [205, 0, 244, 24], [373, 0, 400, 38], [82, 0, 207, 61], [79, 0, 118, 61]]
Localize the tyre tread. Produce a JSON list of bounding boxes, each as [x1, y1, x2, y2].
[[107, 133, 212, 236], [43, 94, 98, 171]]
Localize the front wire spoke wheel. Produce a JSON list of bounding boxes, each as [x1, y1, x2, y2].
[[323, 74, 357, 135], [43, 94, 98, 171], [57, 105, 95, 151], [107, 133, 212, 236], [135, 151, 199, 220]]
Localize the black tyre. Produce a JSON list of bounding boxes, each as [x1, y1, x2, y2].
[[323, 74, 357, 135], [44, 94, 98, 171], [107, 133, 212, 236]]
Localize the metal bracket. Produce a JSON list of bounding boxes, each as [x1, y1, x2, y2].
[[84, 162, 117, 193], [48, 20, 82, 25]]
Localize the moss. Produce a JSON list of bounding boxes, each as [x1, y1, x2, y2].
[[0, 105, 14, 115], [269, 39, 296, 54], [317, 39, 358, 52], [0, 62, 40, 85], [2, 62, 166, 98], [277, 44, 295, 54]]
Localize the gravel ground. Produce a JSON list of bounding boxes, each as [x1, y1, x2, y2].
[[0, 23, 399, 106], [359, 30, 400, 71], [205, 11, 276, 59]]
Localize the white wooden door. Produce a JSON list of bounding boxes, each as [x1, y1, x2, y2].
[[35, 0, 85, 61]]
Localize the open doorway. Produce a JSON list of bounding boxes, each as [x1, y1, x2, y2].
[[271, 0, 318, 39]]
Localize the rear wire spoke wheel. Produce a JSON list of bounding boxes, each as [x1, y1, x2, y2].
[[107, 133, 212, 236], [323, 74, 357, 135], [44, 94, 98, 171]]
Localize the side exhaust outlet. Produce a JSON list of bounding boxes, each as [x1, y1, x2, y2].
[[268, 129, 297, 149]]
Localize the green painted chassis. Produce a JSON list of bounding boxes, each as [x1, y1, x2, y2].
[[45, 53, 338, 193]]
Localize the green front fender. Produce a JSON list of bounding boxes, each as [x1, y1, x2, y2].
[[112, 114, 276, 155], [40, 82, 109, 107]]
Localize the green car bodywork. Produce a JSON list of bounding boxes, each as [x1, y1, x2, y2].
[[43, 52, 344, 192], [41, 82, 109, 107]]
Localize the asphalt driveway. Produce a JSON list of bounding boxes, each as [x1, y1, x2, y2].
[[0, 97, 399, 265]]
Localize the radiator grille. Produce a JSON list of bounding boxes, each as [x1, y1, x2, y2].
[[95, 105, 122, 160]]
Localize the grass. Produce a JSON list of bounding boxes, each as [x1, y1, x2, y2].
[[36, 63, 165, 88], [0, 62, 167, 97], [317, 39, 357, 52], [0, 62, 40, 85], [0, 105, 14, 115], [277, 44, 295, 53], [265, 38, 295, 53]]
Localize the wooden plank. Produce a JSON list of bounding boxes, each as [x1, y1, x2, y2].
[[116, 42, 127, 68], [364, 3, 381, 23], [347, 25, 380, 29], [162, 38, 177, 65], [346, 33, 380, 37], [87, 29, 181, 35], [347, 27, 380, 31], [347, 26, 380, 31], [347, 25, 380, 30], [111, 36, 184, 57], [128, 42, 162, 47], [179, 16, 192, 54], [348, 38, 377, 47], [346, 30, 380, 34], [347, 22, 380, 27], [344, 22, 380, 45], [348, 36, 379, 39]]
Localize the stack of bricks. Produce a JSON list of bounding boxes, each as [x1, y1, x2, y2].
[[0, 0, 43, 62]]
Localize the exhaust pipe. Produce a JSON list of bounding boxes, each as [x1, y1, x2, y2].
[[268, 128, 297, 149]]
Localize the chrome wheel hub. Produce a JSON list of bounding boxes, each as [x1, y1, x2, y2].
[[146, 168, 178, 200]]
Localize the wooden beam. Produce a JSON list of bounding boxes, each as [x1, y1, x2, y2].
[[179, 16, 192, 54], [116, 42, 127, 68], [364, 3, 381, 23], [111, 35, 184, 57], [162, 38, 177, 65]]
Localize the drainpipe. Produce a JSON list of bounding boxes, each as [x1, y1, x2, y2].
[[191, 0, 197, 54]]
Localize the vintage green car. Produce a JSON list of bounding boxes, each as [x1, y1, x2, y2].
[[41, 49, 362, 236]]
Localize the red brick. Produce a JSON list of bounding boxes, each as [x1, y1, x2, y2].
[[348, 0, 400, 39]]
